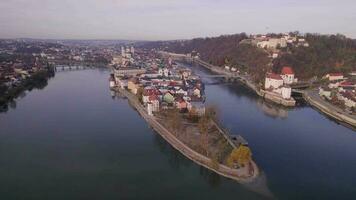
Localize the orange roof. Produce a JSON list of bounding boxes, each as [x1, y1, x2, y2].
[[267, 73, 283, 80], [281, 66, 294, 75]]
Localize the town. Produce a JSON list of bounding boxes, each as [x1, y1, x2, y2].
[[110, 47, 206, 117], [108, 46, 259, 182]]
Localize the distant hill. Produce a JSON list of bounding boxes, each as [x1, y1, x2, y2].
[[142, 33, 356, 82]]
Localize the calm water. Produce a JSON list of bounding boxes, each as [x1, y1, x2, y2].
[[0, 68, 355, 200]]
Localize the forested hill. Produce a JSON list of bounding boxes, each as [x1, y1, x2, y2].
[[141, 33, 356, 81], [273, 34, 356, 79]]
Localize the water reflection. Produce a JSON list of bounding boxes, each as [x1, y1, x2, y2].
[[0, 71, 54, 113], [153, 129, 224, 188], [199, 166, 222, 188], [153, 133, 192, 170]]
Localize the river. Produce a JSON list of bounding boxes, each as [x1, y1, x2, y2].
[[0, 68, 355, 200]]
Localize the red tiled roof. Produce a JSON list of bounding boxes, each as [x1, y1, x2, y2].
[[329, 73, 343, 77], [267, 73, 283, 80], [281, 66, 294, 75], [143, 88, 161, 96], [149, 95, 158, 101], [340, 81, 355, 86]]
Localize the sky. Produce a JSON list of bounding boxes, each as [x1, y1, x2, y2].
[[0, 0, 355, 40]]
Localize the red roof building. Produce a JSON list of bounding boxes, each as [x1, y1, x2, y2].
[[267, 73, 283, 80], [281, 66, 294, 75]]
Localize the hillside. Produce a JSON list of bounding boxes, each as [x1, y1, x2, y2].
[[142, 33, 356, 82]]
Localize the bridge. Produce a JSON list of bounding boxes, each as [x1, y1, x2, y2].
[[55, 65, 94, 71]]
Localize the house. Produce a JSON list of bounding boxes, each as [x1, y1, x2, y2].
[[337, 92, 356, 109], [265, 73, 284, 89], [339, 81, 356, 89], [142, 87, 160, 104], [109, 74, 116, 88], [349, 71, 356, 76], [148, 95, 160, 112], [175, 98, 188, 111], [328, 81, 340, 89], [163, 92, 175, 104], [319, 87, 332, 100], [281, 66, 295, 84], [117, 78, 128, 89], [158, 68, 170, 77], [193, 88, 201, 98], [326, 73, 344, 81], [176, 88, 188, 96], [257, 38, 287, 49]]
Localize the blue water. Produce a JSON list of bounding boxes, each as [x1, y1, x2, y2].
[[0, 68, 355, 200]]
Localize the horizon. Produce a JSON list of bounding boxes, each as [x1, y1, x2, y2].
[[1, 31, 355, 42], [1, 0, 356, 40]]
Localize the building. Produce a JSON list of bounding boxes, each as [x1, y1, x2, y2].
[[265, 73, 284, 89], [127, 78, 141, 94], [326, 73, 344, 81], [114, 67, 146, 77], [281, 66, 295, 84], [163, 92, 175, 104], [109, 74, 116, 88], [319, 87, 332, 100], [257, 38, 287, 49]]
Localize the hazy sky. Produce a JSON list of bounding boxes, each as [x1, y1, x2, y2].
[[0, 0, 355, 40]]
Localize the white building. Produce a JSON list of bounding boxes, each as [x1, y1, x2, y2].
[[265, 73, 284, 89], [326, 73, 344, 81], [257, 38, 287, 49], [158, 68, 170, 77], [319, 87, 332, 100]]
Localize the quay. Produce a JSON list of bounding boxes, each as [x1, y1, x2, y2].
[[301, 89, 356, 129], [160, 51, 296, 107], [114, 87, 260, 183]]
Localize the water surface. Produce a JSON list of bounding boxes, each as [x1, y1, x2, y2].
[[0, 68, 355, 200]]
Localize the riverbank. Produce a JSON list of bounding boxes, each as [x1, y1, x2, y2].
[[303, 89, 356, 129], [115, 87, 260, 183], [160, 51, 295, 107], [0, 67, 55, 111]]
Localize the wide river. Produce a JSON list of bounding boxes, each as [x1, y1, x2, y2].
[[0, 67, 355, 200]]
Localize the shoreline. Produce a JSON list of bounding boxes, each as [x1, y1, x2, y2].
[[160, 51, 296, 107], [115, 87, 260, 183], [303, 90, 356, 129], [0, 68, 55, 111]]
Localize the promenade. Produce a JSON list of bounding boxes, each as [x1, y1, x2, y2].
[[304, 89, 356, 128]]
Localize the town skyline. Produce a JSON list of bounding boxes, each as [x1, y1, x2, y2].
[[1, 0, 356, 40]]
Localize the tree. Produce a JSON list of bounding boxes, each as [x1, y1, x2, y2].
[[198, 116, 210, 156], [227, 145, 252, 168], [136, 87, 144, 103], [167, 109, 182, 135]]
